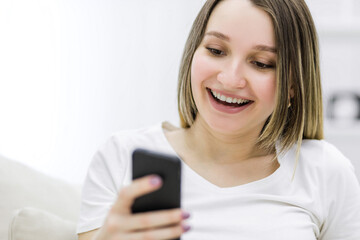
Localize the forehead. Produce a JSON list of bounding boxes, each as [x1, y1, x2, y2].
[[206, 0, 275, 48]]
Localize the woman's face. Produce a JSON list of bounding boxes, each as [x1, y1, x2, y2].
[[191, 0, 277, 136]]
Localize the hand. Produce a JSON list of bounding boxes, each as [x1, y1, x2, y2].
[[94, 175, 191, 240]]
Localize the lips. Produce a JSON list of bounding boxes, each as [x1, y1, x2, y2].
[[207, 88, 253, 108]]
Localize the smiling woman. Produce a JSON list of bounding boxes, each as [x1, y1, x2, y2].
[[77, 0, 360, 240]]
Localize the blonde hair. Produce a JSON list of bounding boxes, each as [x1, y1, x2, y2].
[[177, 0, 323, 157]]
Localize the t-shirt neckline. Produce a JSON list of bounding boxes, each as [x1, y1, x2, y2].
[[157, 121, 288, 193]]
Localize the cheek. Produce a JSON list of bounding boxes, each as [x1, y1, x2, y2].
[[250, 71, 277, 108], [270, 78, 277, 101], [191, 50, 216, 87], [261, 76, 277, 107]]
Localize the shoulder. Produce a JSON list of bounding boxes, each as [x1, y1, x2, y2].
[[86, 122, 171, 187], [298, 140, 354, 174], [93, 122, 177, 168], [280, 140, 356, 186], [98, 123, 166, 154], [296, 142, 360, 239]]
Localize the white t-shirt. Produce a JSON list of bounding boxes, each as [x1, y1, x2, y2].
[[77, 122, 360, 239]]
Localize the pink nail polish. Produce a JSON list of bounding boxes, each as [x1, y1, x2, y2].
[[182, 212, 191, 220], [182, 225, 191, 232], [149, 176, 162, 186]]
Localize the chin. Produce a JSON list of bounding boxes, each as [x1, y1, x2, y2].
[[205, 117, 247, 135]]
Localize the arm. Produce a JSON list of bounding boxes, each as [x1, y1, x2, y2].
[[319, 142, 360, 239]]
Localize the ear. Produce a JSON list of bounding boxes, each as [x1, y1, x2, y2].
[[288, 85, 294, 108], [289, 87, 294, 99], [289, 84, 294, 99]]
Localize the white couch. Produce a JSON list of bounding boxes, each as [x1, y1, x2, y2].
[[0, 154, 82, 240]]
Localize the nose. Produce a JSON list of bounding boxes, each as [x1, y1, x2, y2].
[[217, 60, 247, 89]]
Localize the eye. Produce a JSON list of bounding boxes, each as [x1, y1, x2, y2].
[[206, 47, 225, 56], [252, 61, 275, 69]]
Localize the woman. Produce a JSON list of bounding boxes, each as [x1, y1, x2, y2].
[[78, 0, 360, 239]]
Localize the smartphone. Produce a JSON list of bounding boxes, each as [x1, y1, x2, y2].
[[131, 148, 181, 213]]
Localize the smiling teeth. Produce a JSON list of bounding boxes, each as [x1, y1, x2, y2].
[[211, 89, 250, 104]]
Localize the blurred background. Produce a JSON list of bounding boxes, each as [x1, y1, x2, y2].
[[0, 0, 359, 185]]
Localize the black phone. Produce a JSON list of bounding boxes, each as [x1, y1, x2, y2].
[[131, 148, 181, 213]]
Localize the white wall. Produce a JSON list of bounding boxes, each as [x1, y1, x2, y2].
[[0, 0, 204, 184], [0, 0, 359, 184]]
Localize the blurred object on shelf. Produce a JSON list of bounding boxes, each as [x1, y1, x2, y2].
[[324, 90, 360, 181], [327, 91, 360, 124]]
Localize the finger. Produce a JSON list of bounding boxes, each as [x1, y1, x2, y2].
[[111, 175, 162, 214], [119, 209, 190, 231], [117, 223, 190, 240]]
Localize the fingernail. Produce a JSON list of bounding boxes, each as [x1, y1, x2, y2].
[[182, 224, 191, 232], [149, 176, 162, 186], [182, 212, 191, 220]]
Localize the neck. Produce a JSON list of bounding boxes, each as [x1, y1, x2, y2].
[[185, 117, 274, 164]]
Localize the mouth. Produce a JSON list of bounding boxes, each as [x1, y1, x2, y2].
[[207, 88, 253, 108]]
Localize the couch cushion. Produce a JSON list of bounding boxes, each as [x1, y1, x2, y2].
[[9, 207, 77, 240], [0, 154, 81, 239]]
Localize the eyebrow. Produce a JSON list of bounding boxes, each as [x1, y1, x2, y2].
[[253, 45, 277, 53], [205, 31, 277, 53], [205, 31, 230, 41]]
